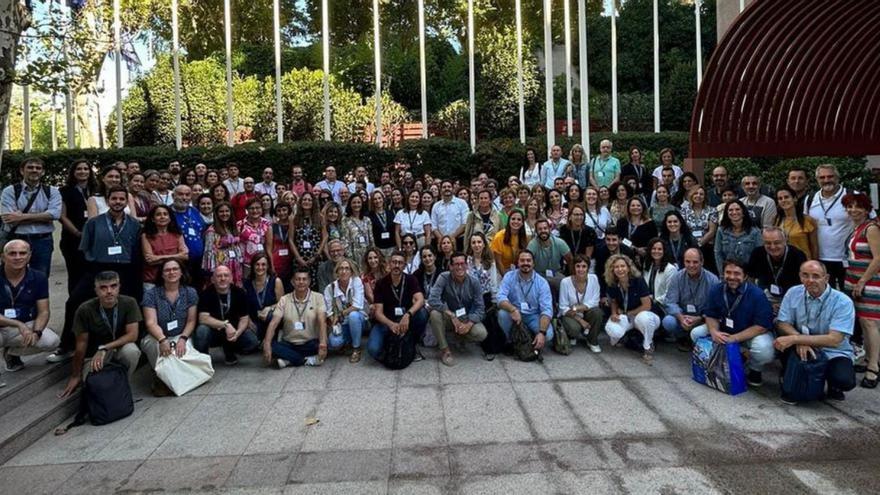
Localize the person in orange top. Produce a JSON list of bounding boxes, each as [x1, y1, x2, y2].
[[491, 210, 530, 278]]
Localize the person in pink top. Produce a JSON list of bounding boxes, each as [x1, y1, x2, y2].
[[141, 205, 189, 291], [237, 197, 274, 279]]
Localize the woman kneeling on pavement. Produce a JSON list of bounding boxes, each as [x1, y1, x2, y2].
[[323, 258, 367, 363], [604, 254, 661, 364]]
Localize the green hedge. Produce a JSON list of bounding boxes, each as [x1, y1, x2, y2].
[[3, 132, 869, 192]]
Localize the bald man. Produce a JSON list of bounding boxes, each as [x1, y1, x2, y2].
[[775, 261, 857, 404], [194, 265, 258, 365], [0, 240, 59, 372]]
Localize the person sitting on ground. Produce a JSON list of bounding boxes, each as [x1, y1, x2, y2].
[[193, 265, 258, 365], [58, 271, 142, 399], [428, 252, 488, 366], [244, 252, 284, 341], [661, 248, 720, 352], [775, 261, 857, 404], [323, 258, 367, 363], [141, 259, 199, 396], [700, 259, 775, 387], [558, 255, 604, 353], [367, 250, 428, 361], [0, 240, 60, 372], [497, 250, 554, 352], [263, 269, 327, 368], [317, 240, 352, 292], [745, 227, 807, 314], [604, 254, 661, 364]]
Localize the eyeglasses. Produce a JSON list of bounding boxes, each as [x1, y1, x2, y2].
[[403, 241, 415, 245]]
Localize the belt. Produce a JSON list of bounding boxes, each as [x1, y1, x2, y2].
[[11, 232, 53, 239]]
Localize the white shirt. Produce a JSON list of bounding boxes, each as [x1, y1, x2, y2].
[[584, 206, 613, 239], [323, 277, 366, 316], [224, 178, 245, 196], [805, 186, 852, 262], [652, 164, 683, 183], [643, 263, 678, 306], [558, 274, 601, 317], [254, 181, 278, 199], [521, 165, 542, 187], [740, 194, 777, 229], [430, 196, 469, 236], [347, 181, 375, 194], [314, 179, 345, 204], [394, 209, 432, 237]]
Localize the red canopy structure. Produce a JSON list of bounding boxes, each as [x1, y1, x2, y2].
[[689, 0, 880, 159]]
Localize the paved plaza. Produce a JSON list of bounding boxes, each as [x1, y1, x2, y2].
[[2, 251, 880, 494]]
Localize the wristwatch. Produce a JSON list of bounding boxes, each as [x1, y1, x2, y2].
[[97, 345, 108, 352]]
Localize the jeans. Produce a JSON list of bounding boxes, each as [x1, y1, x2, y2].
[[271, 339, 318, 366], [780, 348, 856, 393], [367, 309, 428, 361], [497, 310, 554, 341], [192, 324, 259, 356], [662, 314, 707, 340], [328, 312, 366, 350], [690, 325, 774, 371], [15, 235, 53, 277], [606, 312, 660, 350]]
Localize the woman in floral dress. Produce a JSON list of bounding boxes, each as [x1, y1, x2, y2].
[[291, 192, 324, 290], [342, 195, 374, 265], [237, 197, 273, 279], [202, 201, 244, 287]]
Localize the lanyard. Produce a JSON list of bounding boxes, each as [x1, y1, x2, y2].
[[686, 273, 705, 303], [518, 275, 535, 304], [255, 277, 272, 308], [568, 227, 582, 253], [105, 214, 128, 246], [767, 248, 788, 285], [99, 305, 119, 339], [450, 277, 467, 308], [669, 237, 683, 260], [574, 278, 587, 306], [391, 277, 407, 308], [634, 165, 643, 182], [334, 281, 352, 312], [628, 221, 638, 239], [552, 160, 564, 177], [423, 270, 438, 295], [818, 187, 843, 219], [350, 217, 369, 239], [648, 267, 658, 295], [621, 287, 630, 313], [273, 224, 289, 244], [407, 211, 418, 232], [375, 211, 388, 231], [723, 285, 746, 318], [3, 273, 26, 307], [585, 208, 605, 235], [293, 290, 310, 322], [162, 288, 185, 320], [803, 290, 827, 332], [218, 291, 231, 320]]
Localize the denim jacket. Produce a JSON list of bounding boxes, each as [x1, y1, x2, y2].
[[714, 226, 762, 271]]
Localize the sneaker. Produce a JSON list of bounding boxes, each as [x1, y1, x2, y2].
[[747, 370, 763, 387], [483, 352, 496, 361], [676, 338, 693, 353], [588, 344, 602, 353], [440, 350, 455, 367], [780, 395, 797, 406], [642, 347, 654, 365], [413, 350, 425, 362], [224, 350, 239, 366], [304, 356, 321, 366], [276, 358, 290, 369], [46, 350, 73, 363], [349, 349, 362, 364], [4, 354, 24, 372], [853, 343, 866, 362], [826, 387, 846, 402]]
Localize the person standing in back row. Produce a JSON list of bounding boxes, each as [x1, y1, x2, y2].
[[805, 164, 852, 290]]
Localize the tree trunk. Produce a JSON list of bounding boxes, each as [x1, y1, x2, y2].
[[0, 0, 31, 171]]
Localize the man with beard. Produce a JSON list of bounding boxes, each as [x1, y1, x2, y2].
[[497, 250, 554, 352], [526, 218, 572, 303], [366, 250, 428, 361]]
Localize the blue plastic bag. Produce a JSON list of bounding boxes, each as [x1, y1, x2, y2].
[[691, 337, 747, 396]]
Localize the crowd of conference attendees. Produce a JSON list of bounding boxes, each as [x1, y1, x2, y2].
[[0, 139, 877, 406]]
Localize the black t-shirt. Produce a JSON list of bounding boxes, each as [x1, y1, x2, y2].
[[746, 245, 807, 295], [616, 219, 659, 249], [198, 286, 249, 323], [374, 273, 422, 322], [59, 185, 89, 248], [370, 209, 396, 249], [558, 225, 597, 256], [607, 278, 651, 312], [594, 244, 635, 296], [621, 163, 654, 197]]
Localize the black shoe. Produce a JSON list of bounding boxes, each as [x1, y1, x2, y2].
[[676, 338, 692, 353], [826, 387, 845, 402], [224, 349, 238, 366], [4, 354, 24, 372], [780, 395, 797, 406], [747, 370, 763, 387], [483, 351, 496, 361]]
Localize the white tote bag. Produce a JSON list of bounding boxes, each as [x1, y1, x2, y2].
[[155, 339, 215, 396]]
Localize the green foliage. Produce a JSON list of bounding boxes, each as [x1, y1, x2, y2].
[[709, 156, 872, 192], [434, 100, 470, 140]]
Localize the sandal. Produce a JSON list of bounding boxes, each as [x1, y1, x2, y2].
[[642, 346, 654, 366], [861, 367, 879, 389], [349, 348, 362, 364]]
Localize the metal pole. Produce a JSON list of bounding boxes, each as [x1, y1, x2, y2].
[[418, 0, 427, 139], [695, 0, 703, 88], [610, 0, 618, 134], [223, 0, 234, 147], [653, 0, 660, 132], [113, 0, 123, 147], [515, 0, 526, 144], [172, 0, 182, 150], [543, 0, 555, 153], [322, 0, 331, 140], [373, 0, 382, 146], [22, 85, 30, 153], [273, 0, 283, 143], [577, 0, 589, 159], [563, 0, 572, 137], [468, 0, 476, 152], [739, 0, 744, 12], [51, 94, 57, 151], [65, 90, 75, 148]]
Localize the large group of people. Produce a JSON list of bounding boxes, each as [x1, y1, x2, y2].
[[0, 143, 876, 407]]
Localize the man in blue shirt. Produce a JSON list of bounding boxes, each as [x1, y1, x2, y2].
[[540, 145, 571, 189], [775, 260, 857, 403], [0, 240, 58, 373], [662, 248, 719, 351], [700, 259, 774, 387], [314, 165, 346, 205], [497, 250, 554, 352], [171, 185, 206, 286]]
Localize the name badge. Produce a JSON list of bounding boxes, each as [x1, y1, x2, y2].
[[357, 236, 367, 244], [520, 302, 530, 311], [167, 320, 179, 331], [770, 284, 781, 296], [801, 325, 811, 335], [278, 248, 289, 256], [455, 308, 467, 318], [294, 321, 304, 330], [84, 210, 89, 218], [3, 308, 16, 318], [394, 307, 405, 316], [686, 304, 696, 314], [187, 227, 197, 236], [381, 232, 391, 240], [621, 238, 634, 248], [228, 250, 237, 259], [302, 241, 312, 249], [693, 230, 704, 238], [725, 318, 734, 330], [597, 171, 606, 177], [108, 245, 123, 255], [546, 269, 554, 278], [842, 260, 849, 268]]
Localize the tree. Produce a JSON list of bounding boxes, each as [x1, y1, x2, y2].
[[0, 0, 32, 160]]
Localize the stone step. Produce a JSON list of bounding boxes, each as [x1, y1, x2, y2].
[[0, 355, 71, 418], [0, 380, 79, 466]]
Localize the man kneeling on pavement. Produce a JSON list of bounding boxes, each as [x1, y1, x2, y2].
[[428, 252, 487, 366]]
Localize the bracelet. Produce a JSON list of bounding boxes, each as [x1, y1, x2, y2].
[[179, 335, 189, 340]]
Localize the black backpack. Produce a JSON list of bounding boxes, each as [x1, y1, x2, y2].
[[69, 362, 134, 427], [380, 327, 422, 370], [511, 321, 542, 362], [480, 307, 508, 355]]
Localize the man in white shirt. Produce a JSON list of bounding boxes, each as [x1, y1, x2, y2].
[[431, 180, 469, 245], [314, 165, 345, 205], [740, 175, 777, 228], [254, 167, 277, 199], [805, 164, 852, 289], [347, 166, 375, 194], [223, 162, 245, 197], [540, 145, 571, 189]]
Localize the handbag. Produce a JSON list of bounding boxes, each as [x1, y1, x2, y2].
[[691, 337, 747, 396], [782, 351, 829, 402], [155, 338, 215, 396]]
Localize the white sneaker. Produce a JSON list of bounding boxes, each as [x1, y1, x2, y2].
[[46, 351, 73, 363], [304, 356, 321, 366], [569, 339, 577, 347], [277, 359, 290, 369], [588, 344, 602, 353], [853, 343, 866, 363]]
